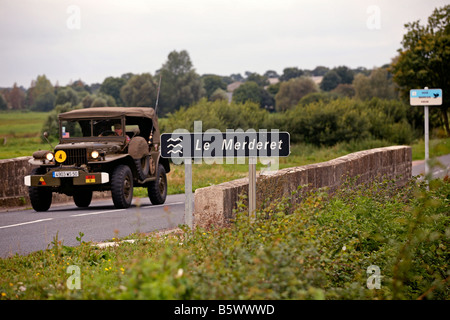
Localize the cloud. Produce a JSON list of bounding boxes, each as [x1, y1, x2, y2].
[[0, 0, 448, 87]]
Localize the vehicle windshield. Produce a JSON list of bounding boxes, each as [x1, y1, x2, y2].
[[60, 118, 124, 139]]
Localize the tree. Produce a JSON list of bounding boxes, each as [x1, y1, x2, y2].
[[29, 75, 55, 111], [232, 81, 262, 105], [9, 83, 26, 110], [246, 72, 269, 87], [275, 77, 319, 111], [70, 79, 90, 93], [0, 94, 7, 110], [320, 70, 341, 91], [120, 73, 157, 107], [230, 73, 244, 82], [334, 66, 354, 84], [280, 67, 304, 81], [311, 66, 329, 77], [100, 76, 127, 106], [264, 70, 280, 79], [210, 88, 229, 102], [157, 50, 205, 116], [332, 84, 355, 98], [33, 75, 54, 98], [55, 87, 79, 107], [202, 75, 227, 99], [353, 68, 397, 100], [31, 91, 56, 112], [390, 5, 450, 135]]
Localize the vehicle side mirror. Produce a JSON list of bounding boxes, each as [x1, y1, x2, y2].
[[42, 131, 54, 149]]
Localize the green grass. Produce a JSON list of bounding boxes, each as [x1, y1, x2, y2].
[[1, 177, 448, 300], [0, 111, 51, 159], [411, 137, 450, 160]]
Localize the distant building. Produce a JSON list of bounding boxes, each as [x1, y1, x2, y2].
[[311, 76, 323, 85], [227, 81, 243, 92], [268, 78, 279, 85]]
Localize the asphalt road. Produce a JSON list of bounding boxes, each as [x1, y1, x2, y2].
[[1, 155, 449, 258], [0, 194, 187, 258], [411, 153, 450, 179]]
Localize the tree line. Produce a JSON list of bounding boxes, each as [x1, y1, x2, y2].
[[0, 51, 385, 115]]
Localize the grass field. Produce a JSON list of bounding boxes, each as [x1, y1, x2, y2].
[[0, 111, 50, 158], [1, 110, 450, 196]]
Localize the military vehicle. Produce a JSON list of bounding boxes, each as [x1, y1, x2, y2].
[[24, 107, 170, 211]]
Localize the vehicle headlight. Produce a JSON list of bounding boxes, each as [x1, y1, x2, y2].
[[46, 152, 54, 161], [91, 150, 100, 159]]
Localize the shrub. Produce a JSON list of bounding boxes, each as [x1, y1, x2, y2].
[[283, 97, 414, 146], [163, 98, 268, 132], [286, 98, 371, 146]]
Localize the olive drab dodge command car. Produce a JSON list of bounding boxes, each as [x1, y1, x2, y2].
[[24, 107, 170, 211]]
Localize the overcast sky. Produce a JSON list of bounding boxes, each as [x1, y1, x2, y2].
[[0, 0, 448, 88]]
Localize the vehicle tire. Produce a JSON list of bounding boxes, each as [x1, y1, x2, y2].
[[135, 155, 150, 180], [148, 164, 167, 205], [29, 168, 52, 212], [73, 189, 93, 208], [111, 165, 133, 209]]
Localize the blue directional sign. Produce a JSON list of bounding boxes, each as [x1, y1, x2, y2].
[[161, 131, 290, 159], [410, 89, 442, 106]]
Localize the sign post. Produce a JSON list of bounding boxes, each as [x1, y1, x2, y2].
[[248, 156, 257, 219], [161, 130, 290, 226], [184, 158, 193, 227], [410, 87, 443, 182]]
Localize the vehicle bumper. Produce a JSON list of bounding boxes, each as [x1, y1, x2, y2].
[[24, 171, 109, 187]]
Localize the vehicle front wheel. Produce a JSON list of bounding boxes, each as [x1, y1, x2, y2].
[[148, 164, 167, 205], [29, 168, 52, 212], [111, 165, 133, 209]]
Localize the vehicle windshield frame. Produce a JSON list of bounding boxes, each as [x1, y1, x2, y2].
[[59, 117, 126, 143]]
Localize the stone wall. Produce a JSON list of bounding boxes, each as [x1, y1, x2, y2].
[[0, 157, 35, 208], [193, 146, 412, 229], [0, 156, 110, 209]]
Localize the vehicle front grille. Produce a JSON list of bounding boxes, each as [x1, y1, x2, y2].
[[60, 148, 87, 166]]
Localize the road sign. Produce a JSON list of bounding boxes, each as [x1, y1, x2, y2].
[[410, 89, 442, 106], [161, 131, 290, 159], [161, 130, 291, 226], [410, 87, 443, 187]]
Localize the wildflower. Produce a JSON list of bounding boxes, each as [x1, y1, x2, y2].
[[1, 293, 6, 297], [342, 245, 347, 251], [176, 268, 184, 278]]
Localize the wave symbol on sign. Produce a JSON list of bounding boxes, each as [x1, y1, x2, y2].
[[166, 136, 183, 155]]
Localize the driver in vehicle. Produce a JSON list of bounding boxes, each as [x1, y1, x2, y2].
[[114, 123, 130, 142]]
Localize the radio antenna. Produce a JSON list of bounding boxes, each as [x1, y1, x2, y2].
[[154, 73, 162, 114]]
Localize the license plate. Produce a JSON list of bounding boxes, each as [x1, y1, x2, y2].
[[52, 171, 79, 178]]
